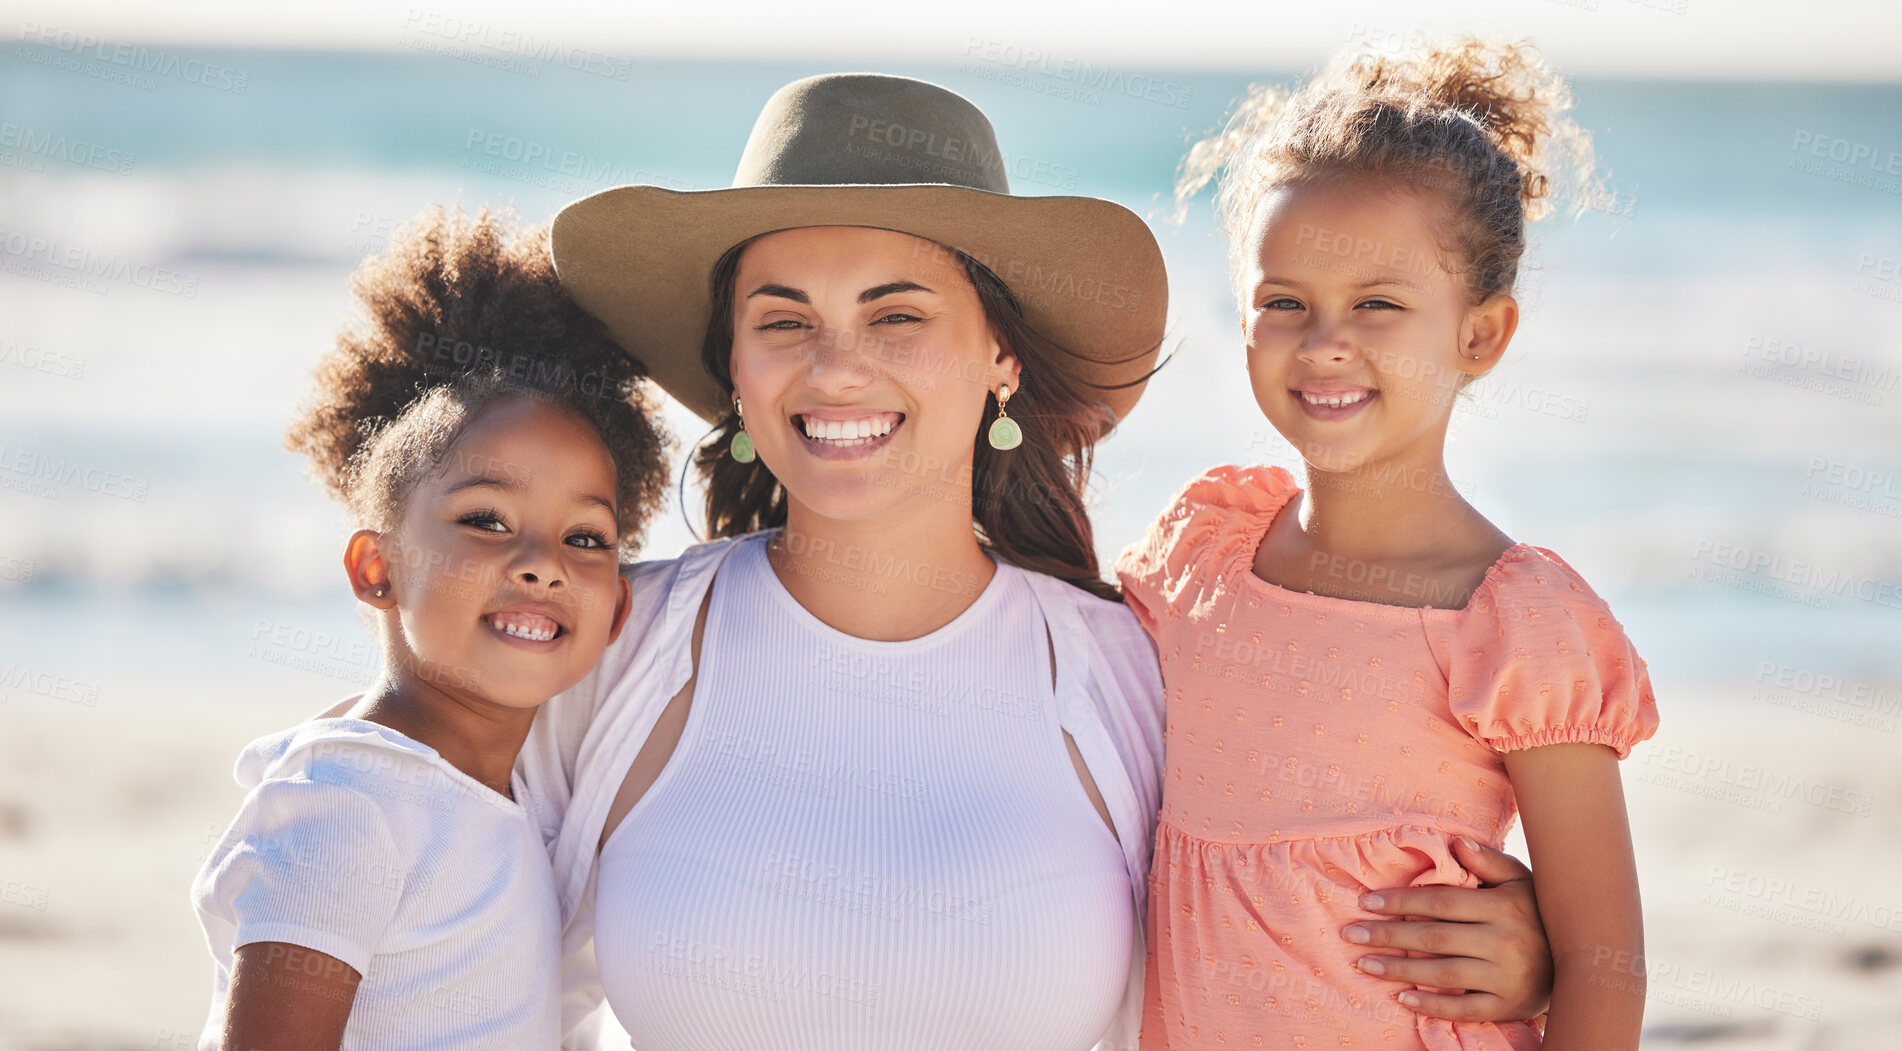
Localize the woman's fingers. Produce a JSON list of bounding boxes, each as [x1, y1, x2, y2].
[[1345, 919, 1490, 958], [1448, 835, 1534, 885], [1353, 948, 1495, 988], [1346, 844, 1554, 1021], [1392, 989, 1518, 1023], [1356, 884, 1499, 924]]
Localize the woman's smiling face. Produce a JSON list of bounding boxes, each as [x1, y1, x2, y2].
[[1241, 177, 1514, 474], [728, 226, 1019, 522]]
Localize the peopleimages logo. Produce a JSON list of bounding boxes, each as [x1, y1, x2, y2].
[[0, 228, 199, 299], [0, 445, 149, 503], [959, 38, 1193, 109], [1689, 539, 1902, 611], [400, 9, 632, 80], [1638, 744, 1874, 817], [16, 20, 250, 92], [0, 122, 135, 175]]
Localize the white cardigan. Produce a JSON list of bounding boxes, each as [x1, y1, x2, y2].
[[516, 534, 1164, 1051]]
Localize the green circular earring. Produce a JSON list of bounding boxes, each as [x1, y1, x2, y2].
[[987, 384, 1023, 451], [729, 397, 756, 463]]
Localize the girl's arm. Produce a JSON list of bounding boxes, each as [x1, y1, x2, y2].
[[222, 942, 361, 1051], [1502, 742, 1646, 1048]]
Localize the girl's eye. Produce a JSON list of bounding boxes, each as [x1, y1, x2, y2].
[[1358, 299, 1401, 310], [1262, 297, 1302, 311], [459, 510, 507, 532], [755, 318, 808, 331], [873, 311, 923, 325], [566, 530, 612, 550]]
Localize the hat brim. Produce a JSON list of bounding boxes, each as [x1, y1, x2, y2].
[[550, 184, 1168, 425]]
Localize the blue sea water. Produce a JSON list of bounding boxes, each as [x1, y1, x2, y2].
[[1, 46, 1899, 709]]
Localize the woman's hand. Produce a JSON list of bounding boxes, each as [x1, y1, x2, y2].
[[1340, 836, 1554, 1021]]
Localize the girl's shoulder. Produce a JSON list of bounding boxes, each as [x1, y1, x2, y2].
[[233, 718, 519, 828], [1159, 463, 1302, 528], [1460, 544, 1629, 636], [236, 717, 433, 792], [1436, 546, 1660, 758], [1113, 464, 1300, 626]]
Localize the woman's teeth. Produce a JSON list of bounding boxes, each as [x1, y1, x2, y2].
[[1298, 390, 1372, 408], [800, 413, 901, 445], [487, 613, 559, 642]]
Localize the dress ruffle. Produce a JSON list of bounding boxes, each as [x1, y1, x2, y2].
[[1146, 820, 1542, 1051]]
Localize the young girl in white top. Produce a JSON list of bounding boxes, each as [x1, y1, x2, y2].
[[190, 208, 670, 1051]]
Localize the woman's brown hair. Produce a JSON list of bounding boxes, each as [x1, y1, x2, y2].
[[690, 237, 1131, 601]]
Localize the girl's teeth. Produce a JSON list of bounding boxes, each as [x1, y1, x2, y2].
[[488, 614, 557, 642], [1303, 391, 1370, 408]]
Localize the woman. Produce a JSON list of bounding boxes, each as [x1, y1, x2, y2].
[[521, 73, 1557, 1050]]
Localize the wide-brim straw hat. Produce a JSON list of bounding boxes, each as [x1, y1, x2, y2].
[[550, 72, 1168, 428]]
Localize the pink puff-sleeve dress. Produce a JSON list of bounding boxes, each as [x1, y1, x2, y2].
[[1115, 465, 1658, 1050]]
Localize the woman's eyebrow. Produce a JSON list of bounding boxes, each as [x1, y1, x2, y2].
[[858, 280, 933, 303], [746, 283, 808, 303]]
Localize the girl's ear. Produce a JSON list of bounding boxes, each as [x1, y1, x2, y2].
[[344, 529, 397, 611], [1459, 293, 1520, 376]]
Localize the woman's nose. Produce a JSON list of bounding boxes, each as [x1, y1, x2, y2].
[[804, 327, 879, 392]]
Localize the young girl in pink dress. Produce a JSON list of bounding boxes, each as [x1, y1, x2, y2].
[[1119, 40, 1659, 1050]]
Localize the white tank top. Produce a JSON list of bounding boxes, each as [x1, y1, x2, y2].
[[594, 534, 1133, 1051]]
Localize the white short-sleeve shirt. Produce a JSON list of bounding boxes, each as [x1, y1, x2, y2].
[[191, 718, 562, 1050]]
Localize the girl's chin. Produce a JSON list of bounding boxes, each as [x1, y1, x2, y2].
[[1275, 433, 1379, 474]]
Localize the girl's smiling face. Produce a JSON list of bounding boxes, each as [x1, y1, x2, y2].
[[353, 396, 631, 709], [1241, 177, 1517, 474], [728, 225, 1019, 522]]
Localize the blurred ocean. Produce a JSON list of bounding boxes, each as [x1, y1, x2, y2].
[[1, 46, 1899, 712]]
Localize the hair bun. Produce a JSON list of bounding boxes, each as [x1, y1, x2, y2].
[[1342, 39, 1595, 219], [1177, 35, 1602, 304]]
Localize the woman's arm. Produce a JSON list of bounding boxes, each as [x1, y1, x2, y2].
[[222, 942, 361, 1051], [1501, 742, 1645, 1048], [1341, 835, 1555, 1021]]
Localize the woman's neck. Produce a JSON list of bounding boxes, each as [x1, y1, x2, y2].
[[768, 498, 997, 643], [346, 668, 536, 801]]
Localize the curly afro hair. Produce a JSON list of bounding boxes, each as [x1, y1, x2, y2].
[[286, 206, 672, 556]]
